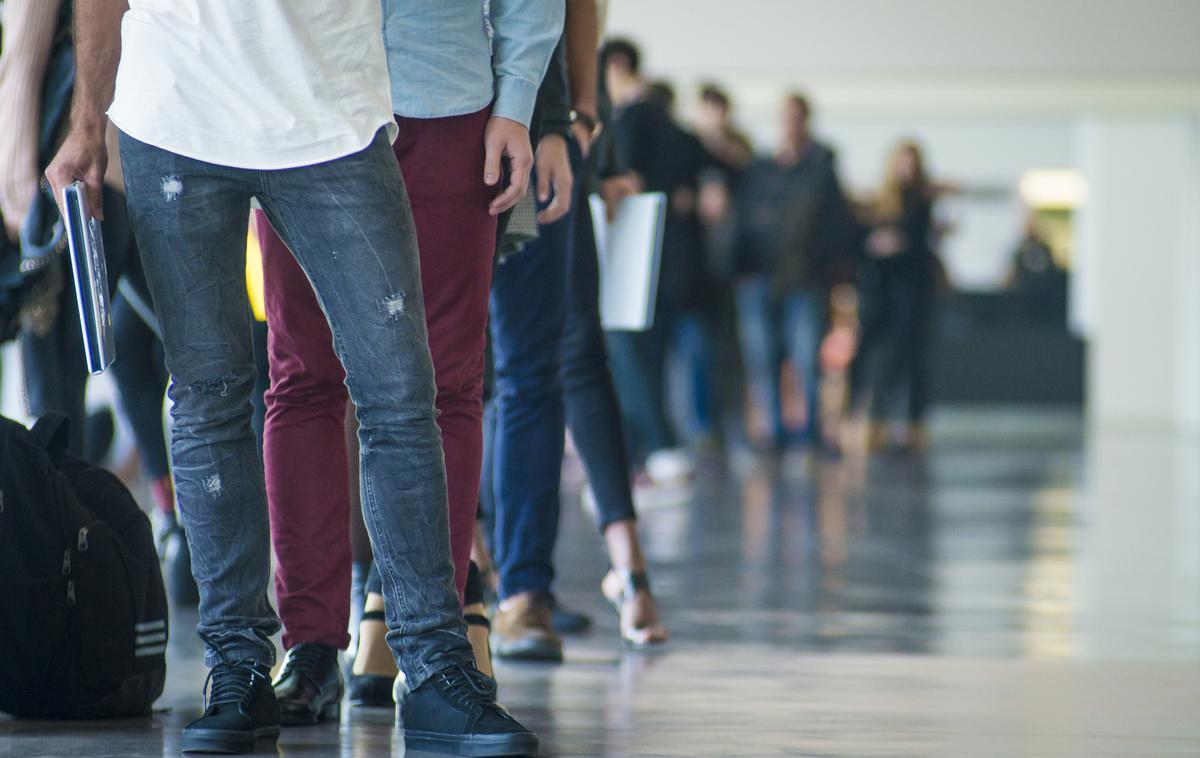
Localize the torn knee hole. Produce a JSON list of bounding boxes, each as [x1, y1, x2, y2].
[[379, 293, 406, 321], [188, 373, 239, 398]]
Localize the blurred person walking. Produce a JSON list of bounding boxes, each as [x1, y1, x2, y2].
[[730, 93, 853, 453], [482, 10, 668, 663], [692, 83, 753, 445], [603, 38, 721, 484], [526, 11, 670, 653], [850, 140, 941, 452], [694, 83, 753, 173]]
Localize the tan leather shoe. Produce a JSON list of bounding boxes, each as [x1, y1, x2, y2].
[[492, 592, 563, 662]]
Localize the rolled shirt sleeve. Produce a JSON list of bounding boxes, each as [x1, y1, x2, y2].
[[489, 0, 565, 127]]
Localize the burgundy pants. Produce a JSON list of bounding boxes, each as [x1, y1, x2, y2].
[[257, 109, 496, 650]]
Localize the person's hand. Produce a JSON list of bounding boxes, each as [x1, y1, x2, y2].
[[534, 133, 573, 225], [697, 180, 730, 227], [1, 155, 38, 243], [867, 228, 904, 258], [599, 173, 639, 222], [570, 121, 595, 159], [45, 123, 108, 221], [484, 116, 533, 216]]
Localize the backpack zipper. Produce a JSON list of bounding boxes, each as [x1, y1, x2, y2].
[[77, 526, 89, 551], [62, 548, 71, 575]]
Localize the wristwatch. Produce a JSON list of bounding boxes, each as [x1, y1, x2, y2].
[[570, 109, 599, 133]]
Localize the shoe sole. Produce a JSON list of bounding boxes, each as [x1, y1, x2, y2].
[[180, 725, 280, 754], [404, 729, 539, 757], [492, 637, 563, 662], [278, 698, 341, 726]]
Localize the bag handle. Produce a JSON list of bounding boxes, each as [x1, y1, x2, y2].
[[30, 412, 70, 462]]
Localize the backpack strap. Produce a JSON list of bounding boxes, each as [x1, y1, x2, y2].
[[30, 412, 70, 462]]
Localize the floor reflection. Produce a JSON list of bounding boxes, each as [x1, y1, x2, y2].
[[3, 407, 1198, 756]]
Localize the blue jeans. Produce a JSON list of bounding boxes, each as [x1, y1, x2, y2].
[[734, 275, 823, 446], [119, 129, 468, 684], [669, 312, 716, 441], [485, 167, 573, 600]]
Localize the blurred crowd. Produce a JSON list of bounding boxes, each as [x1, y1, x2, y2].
[[599, 37, 951, 489], [0, 0, 1034, 751]]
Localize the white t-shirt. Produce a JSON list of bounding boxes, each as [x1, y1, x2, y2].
[[108, 1, 396, 170]]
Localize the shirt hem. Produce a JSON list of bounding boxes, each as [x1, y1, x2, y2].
[[391, 96, 493, 123], [109, 112, 397, 172]]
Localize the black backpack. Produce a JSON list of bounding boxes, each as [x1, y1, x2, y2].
[[0, 413, 167, 718]]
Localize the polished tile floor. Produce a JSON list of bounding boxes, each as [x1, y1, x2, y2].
[[3, 407, 1199, 757]]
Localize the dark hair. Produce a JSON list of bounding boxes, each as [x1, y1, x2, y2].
[[601, 37, 641, 75], [646, 80, 676, 112], [786, 92, 812, 121], [699, 83, 730, 111]]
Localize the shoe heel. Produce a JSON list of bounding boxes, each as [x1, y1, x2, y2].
[[321, 701, 341, 721]]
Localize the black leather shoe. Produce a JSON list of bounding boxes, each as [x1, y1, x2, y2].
[[400, 655, 538, 757], [349, 673, 395, 707], [181, 661, 280, 754], [273, 643, 344, 726]]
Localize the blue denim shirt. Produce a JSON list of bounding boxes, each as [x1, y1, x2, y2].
[[381, 0, 564, 128]]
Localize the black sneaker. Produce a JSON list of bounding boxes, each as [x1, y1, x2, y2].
[[400, 656, 538, 757], [273, 643, 344, 726], [181, 660, 281, 754]]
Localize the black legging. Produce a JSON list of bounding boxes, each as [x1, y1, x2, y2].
[[560, 174, 638, 530], [852, 260, 935, 423], [109, 257, 170, 480]]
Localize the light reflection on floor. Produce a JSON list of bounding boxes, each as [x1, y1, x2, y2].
[[3, 407, 1198, 757]]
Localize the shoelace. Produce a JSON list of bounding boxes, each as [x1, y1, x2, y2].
[[281, 645, 328, 688], [203, 661, 268, 711], [432, 657, 504, 714]]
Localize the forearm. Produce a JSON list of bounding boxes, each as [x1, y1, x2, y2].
[[533, 39, 571, 141], [0, 0, 64, 226], [70, 0, 128, 135], [564, 0, 598, 118], [0, 0, 63, 86]]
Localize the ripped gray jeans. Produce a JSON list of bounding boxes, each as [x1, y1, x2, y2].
[[119, 128, 469, 686]]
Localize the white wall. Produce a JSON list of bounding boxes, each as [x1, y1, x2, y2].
[[1075, 119, 1198, 429], [605, 0, 1200, 77], [605, 2, 1200, 292]]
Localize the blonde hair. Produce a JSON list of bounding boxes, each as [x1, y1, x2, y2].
[[873, 140, 929, 222]]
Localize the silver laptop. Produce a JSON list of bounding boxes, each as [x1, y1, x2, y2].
[[62, 181, 116, 374]]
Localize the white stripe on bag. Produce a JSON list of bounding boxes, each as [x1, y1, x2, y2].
[[136, 632, 167, 645], [135, 644, 167, 657], [135, 620, 166, 632]]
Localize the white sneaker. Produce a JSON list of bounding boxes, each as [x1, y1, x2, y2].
[[644, 447, 694, 486]]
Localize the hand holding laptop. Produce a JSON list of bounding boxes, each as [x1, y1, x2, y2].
[[45, 123, 108, 223]]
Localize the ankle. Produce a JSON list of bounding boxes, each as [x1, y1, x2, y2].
[[351, 614, 397, 678]]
